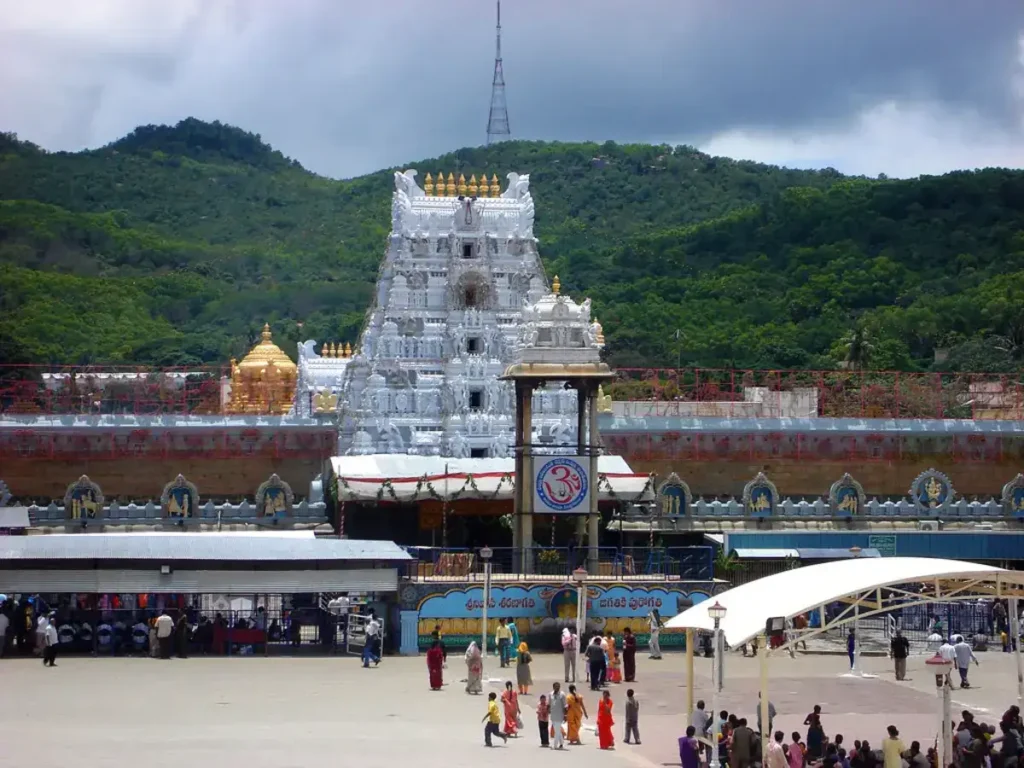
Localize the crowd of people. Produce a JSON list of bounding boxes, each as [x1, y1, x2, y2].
[[0, 593, 384, 660], [681, 698, 1024, 768]]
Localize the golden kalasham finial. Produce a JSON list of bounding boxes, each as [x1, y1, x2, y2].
[[424, 172, 434, 196], [329, 342, 338, 358], [457, 173, 467, 195], [437, 172, 446, 196], [479, 174, 490, 197], [491, 174, 499, 195], [552, 275, 561, 295], [261, 323, 272, 341], [344, 342, 352, 358], [446, 173, 456, 196], [468, 174, 478, 196]]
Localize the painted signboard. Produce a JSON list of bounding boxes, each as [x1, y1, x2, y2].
[[533, 456, 591, 514], [403, 582, 717, 652]]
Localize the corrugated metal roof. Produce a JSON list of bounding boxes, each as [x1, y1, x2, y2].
[[0, 534, 411, 562]]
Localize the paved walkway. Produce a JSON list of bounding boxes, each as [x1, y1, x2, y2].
[[1, 648, 1019, 768]]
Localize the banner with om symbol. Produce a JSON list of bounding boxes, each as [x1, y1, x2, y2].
[[532, 456, 591, 514]]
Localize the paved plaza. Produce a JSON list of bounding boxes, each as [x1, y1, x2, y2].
[[2, 648, 1021, 768]]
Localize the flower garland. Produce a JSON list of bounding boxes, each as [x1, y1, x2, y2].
[[597, 472, 656, 503]]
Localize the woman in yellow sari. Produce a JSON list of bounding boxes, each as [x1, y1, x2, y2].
[[606, 630, 622, 683], [565, 684, 589, 744]]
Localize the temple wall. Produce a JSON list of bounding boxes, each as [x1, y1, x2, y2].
[[625, 456, 1021, 498], [3, 456, 326, 501]]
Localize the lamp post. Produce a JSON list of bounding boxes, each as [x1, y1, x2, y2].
[[481, 546, 493, 678], [926, 652, 953, 768], [707, 601, 728, 768], [573, 568, 588, 640]]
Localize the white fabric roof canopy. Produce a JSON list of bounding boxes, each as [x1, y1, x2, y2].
[[329, 454, 651, 502], [666, 556, 1024, 647]]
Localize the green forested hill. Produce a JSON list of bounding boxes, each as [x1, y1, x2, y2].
[[1, 119, 1022, 372]]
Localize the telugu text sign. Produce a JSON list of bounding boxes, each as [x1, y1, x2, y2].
[[533, 456, 591, 514]]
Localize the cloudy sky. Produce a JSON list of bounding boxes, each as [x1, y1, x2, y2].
[[2, 1, 1023, 179]]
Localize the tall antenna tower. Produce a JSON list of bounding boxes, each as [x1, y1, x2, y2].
[[486, 0, 511, 145]]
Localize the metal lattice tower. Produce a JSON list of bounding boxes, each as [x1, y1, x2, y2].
[[486, 0, 511, 145]]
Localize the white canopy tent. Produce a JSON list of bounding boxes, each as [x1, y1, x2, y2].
[[666, 557, 1024, 768], [667, 556, 1024, 647]]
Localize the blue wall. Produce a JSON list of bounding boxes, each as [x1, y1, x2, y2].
[[727, 531, 1024, 562]]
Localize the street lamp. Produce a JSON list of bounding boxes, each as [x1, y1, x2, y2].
[[573, 568, 588, 640], [707, 601, 728, 768], [926, 652, 954, 768], [480, 546, 493, 677]]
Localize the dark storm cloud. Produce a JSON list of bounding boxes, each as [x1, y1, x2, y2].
[[0, 0, 1021, 177]]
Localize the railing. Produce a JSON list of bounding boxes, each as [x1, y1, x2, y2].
[[2, 365, 1022, 419], [610, 368, 1024, 420], [402, 545, 714, 581], [0, 365, 228, 416]]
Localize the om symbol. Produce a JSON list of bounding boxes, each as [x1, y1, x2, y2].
[[536, 459, 588, 512]]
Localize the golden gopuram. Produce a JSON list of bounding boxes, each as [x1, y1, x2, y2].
[[226, 323, 297, 415]]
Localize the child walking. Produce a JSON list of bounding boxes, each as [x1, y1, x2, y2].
[[624, 688, 641, 745], [483, 692, 508, 747], [537, 694, 551, 747]]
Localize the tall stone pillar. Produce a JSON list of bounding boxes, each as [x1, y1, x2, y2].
[[514, 381, 534, 574], [587, 384, 600, 574]]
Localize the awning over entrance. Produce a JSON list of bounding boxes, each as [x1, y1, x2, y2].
[[665, 556, 1024, 646], [328, 454, 652, 503]]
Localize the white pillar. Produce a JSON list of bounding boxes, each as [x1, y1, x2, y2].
[[1012, 597, 1023, 705], [759, 634, 770, 762], [852, 600, 860, 673], [482, 559, 491, 676], [941, 673, 952, 768], [710, 623, 722, 768], [686, 628, 695, 720]]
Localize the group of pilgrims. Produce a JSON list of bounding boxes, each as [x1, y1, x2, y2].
[[423, 610, 666, 749]]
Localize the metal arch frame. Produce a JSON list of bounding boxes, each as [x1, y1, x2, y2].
[[768, 574, 1024, 653], [731, 574, 1024, 764]]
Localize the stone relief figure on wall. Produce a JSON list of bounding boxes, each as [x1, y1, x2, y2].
[[161, 474, 199, 519], [450, 324, 467, 358], [255, 474, 295, 518], [448, 432, 470, 458], [64, 475, 104, 521], [490, 431, 511, 458]]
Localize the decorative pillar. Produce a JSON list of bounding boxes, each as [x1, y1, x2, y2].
[[576, 383, 589, 549], [514, 381, 535, 574], [587, 383, 600, 574]]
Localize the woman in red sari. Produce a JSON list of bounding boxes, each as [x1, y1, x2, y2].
[[501, 681, 520, 736], [597, 690, 615, 749], [426, 640, 444, 690]]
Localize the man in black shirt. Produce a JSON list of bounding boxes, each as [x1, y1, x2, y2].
[[890, 630, 910, 681]]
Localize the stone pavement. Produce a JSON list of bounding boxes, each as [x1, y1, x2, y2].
[[1, 649, 1019, 768]]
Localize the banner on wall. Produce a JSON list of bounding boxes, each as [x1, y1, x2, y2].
[[533, 456, 591, 514], [412, 584, 711, 650]]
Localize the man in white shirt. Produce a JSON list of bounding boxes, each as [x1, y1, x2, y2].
[[155, 611, 174, 659], [691, 700, 711, 759], [363, 612, 381, 667], [952, 635, 979, 688], [43, 614, 58, 667]]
